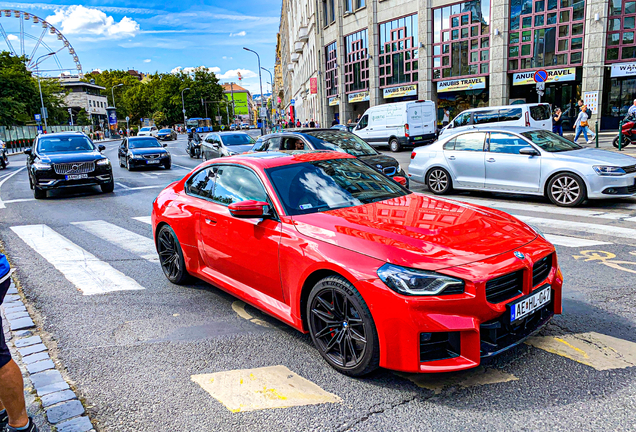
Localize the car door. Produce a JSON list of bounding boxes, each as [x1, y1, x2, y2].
[[484, 132, 541, 192], [118, 139, 127, 165], [199, 164, 283, 302], [354, 114, 370, 141], [443, 132, 487, 188]]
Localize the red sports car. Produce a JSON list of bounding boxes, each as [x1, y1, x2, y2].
[[152, 151, 563, 376]]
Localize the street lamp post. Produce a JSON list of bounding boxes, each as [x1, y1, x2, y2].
[[244, 47, 265, 134], [35, 52, 55, 131], [181, 87, 190, 130], [111, 83, 124, 108], [261, 67, 274, 129]]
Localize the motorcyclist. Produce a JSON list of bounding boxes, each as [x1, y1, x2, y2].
[[187, 127, 202, 157]]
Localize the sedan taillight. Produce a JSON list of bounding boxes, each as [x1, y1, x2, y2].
[[525, 112, 531, 127], [411, 151, 416, 159]]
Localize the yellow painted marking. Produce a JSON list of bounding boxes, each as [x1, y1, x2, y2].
[[231, 301, 271, 328], [191, 365, 341, 412], [527, 332, 636, 370], [396, 367, 518, 394], [573, 250, 636, 274]]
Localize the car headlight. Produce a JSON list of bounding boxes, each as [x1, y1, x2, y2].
[[33, 161, 51, 170], [593, 165, 626, 176], [377, 263, 465, 296], [528, 224, 546, 239], [96, 158, 110, 166], [397, 163, 403, 173]]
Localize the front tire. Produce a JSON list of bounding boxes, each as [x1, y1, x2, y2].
[[389, 138, 401, 152], [126, 158, 134, 171], [426, 167, 453, 195], [613, 136, 631, 148], [307, 276, 380, 376], [33, 187, 46, 199], [547, 173, 587, 207], [156, 225, 190, 285], [101, 180, 114, 193]]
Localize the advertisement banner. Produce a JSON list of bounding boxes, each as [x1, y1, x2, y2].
[[347, 91, 370, 103], [611, 62, 636, 78], [584, 91, 599, 114], [512, 67, 576, 85], [436, 77, 486, 93], [383, 84, 417, 99], [309, 77, 318, 94], [328, 96, 340, 106], [107, 109, 117, 126]]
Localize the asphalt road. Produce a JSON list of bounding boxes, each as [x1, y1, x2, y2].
[[1, 134, 636, 431]]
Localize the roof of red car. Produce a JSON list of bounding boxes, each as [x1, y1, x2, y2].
[[215, 150, 355, 169]]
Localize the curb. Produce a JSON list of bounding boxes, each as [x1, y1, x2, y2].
[[1, 276, 95, 432]]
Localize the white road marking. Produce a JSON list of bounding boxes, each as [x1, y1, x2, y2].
[[125, 185, 165, 191], [172, 163, 193, 170], [2, 198, 36, 204], [0, 167, 26, 209], [544, 234, 612, 248], [115, 182, 130, 190], [132, 216, 152, 225], [10, 224, 145, 295], [71, 220, 157, 262], [516, 215, 636, 240]]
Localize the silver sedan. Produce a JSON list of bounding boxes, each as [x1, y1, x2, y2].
[[409, 127, 636, 207]]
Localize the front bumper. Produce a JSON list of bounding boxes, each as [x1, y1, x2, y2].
[[585, 173, 636, 198], [34, 167, 113, 190], [356, 238, 562, 373], [128, 155, 171, 167]]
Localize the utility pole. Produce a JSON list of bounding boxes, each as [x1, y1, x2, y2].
[[261, 67, 274, 130], [181, 87, 190, 130], [244, 47, 265, 135], [112, 83, 123, 108], [230, 82, 236, 125], [68, 108, 74, 126]]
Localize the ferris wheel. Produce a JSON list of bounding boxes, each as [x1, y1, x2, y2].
[[0, 9, 83, 77]]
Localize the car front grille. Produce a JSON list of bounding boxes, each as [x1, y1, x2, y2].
[[143, 154, 161, 159], [532, 254, 553, 287], [53, 162, 95, 175], [622, 164, 636, 174], [485, 270, 523, 304]]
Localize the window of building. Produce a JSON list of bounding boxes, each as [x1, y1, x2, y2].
[[378, 14, 419, 87], [325, 41, 338, 97], [357, 0, 366, 8], [344, 29, 369, 93], [607, 0, 636, 62], [508, 0, 585, 71], [433, 1, 490, 80], [346, 0, 353, 12], [329, 0, 335, 24]]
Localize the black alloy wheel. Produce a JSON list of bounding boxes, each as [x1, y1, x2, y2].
[[613, 136, 631, 148], [307, 276, 379, 376], [119, 156, 125, 168], [426, 167, 453, 195], [156, 225, 190, 284], [389, 138, 401, 152]]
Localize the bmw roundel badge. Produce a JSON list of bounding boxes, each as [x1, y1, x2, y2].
[[514, 251, 525, 260]]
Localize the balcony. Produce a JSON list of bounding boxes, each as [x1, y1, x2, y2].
[[291, 53, 300, 62], [298, 26, 309, 42], [294, 41, 304, 53]]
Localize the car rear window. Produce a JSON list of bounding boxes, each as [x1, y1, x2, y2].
[[530, 105, 551, 121]]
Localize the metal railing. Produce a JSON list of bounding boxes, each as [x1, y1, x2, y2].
[[0, 125, 93, 154]]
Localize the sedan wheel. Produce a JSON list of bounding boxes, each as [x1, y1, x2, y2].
[[307, 276, 379, 376], [548, 173, 586, 207], [426, 168, 452, 195], [156, 225, 190, 284]]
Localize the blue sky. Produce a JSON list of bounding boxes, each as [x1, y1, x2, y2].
[[0, 1, 281, 95]]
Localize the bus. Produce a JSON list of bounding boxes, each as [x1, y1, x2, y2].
[[186, 118, 212, 133]]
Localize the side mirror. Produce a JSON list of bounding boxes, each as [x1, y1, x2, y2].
[[98, 144, 106, 151], [393, 176, 407, 186], [23, 148, 32, 156], [519, 147, 540, 156], [228, 200, 271, 219], [162, 143, 168, 147]]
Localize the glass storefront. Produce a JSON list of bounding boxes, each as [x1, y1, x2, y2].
[[510, 78, 581, 130], [602, 74, 636, 129], [437, 86, 489, 124], [378, 14, 419, 91]]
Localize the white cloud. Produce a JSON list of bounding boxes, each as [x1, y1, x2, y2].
[[7, 34, 17, 41], [229, 31, 246, 37], [222, 56, 233, 60], [171, 66, 222, 75], [144, 59, 152, 63], [46, 5, 139, 38], [216, 68, 256, 80]]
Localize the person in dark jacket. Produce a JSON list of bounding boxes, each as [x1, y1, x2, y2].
[[552, 108, 563, 136]]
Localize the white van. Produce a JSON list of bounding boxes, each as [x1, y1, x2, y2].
[[353, 100, 437, 152], [438, 103, 552, 138]]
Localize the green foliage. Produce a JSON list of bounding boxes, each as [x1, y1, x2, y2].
[[76, 109, 91, 126]]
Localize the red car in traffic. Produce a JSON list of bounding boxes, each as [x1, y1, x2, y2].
[[152, 151, 563, 376]]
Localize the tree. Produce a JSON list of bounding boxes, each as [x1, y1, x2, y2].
[[76, 109, 91, 126], [152, 111, 166, 126]]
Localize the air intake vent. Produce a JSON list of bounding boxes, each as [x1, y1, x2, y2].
[[485, 270, 523, 303], [420, 332, 460, 362]]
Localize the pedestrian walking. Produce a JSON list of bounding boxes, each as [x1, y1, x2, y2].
[[628, 99, 636, 117], [331, 116, 339, 126], [552, 108, 563, 136], [442, 109, 450, 127], [309, 119, 315, 128], [356, 114, 361, 123], [573, 105, 591, 144], [296, 120, 301, 128], [0, 254, 38, 432]]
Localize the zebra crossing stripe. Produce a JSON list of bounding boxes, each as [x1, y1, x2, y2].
[[132, 216, 152, 225], [516, 215, 636, 239], [71, 220, 158, 262], [543, 234, 612, 248], [10, 224, 145, 295]]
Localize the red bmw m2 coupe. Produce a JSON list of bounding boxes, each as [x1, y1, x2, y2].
[[152, 151, 563, 376]]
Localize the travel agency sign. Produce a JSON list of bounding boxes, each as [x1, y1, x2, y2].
[[512, 67, 576, 85]]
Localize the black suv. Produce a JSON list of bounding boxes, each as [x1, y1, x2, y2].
[[25, 132, 114, 199], [251, 129, 409, 187]]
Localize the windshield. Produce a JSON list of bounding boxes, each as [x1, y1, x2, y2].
[[521, 130, 582, 152], [140, 127, 151, 132], [37, 136, 95, 153], [267, 158, 408, 216], [220, 134, 256, 146], [303, 131, 377, 156], [129, 138, 162, 148], [159, 129, 172, 133]]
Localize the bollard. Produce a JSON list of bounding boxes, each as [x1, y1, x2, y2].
[[619, 120, 623, 152], [595, 120, 599, 148]]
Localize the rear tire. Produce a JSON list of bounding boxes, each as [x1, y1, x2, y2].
[[426, 167, 453, 195], [389, 138, 401, 152], [33, 187, 46, 199], [613, 136, 631, 148], [156, 225, 190, 285]]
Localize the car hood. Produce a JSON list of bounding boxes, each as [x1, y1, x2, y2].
[[358, 154, 399, 170], [225, 144, 254, 154], [157, 132, 172, 136], [40, 151, 105, 163], [292, 193, 537, 271], [552, 148, 636, 165], [130, 147, 167, 155]]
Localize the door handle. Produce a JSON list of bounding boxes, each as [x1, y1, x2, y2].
[[205, 218, 217, 225], [448, 156, 456, 160], [487, 158, 496, 163]]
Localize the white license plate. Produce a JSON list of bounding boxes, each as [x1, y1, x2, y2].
[[146, 160, 160, 164], [65, 174, 88, 180], [510, 286, 551, 323]]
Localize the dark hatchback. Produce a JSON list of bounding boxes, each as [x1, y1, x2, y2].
[[25, 132, 113, 199], [118, 136, 171, 170], [202, 132, 256, 160], [251, 129, 409, 187], [157, 128, 177, 141]]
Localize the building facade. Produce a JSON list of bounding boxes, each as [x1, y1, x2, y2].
[[278, 0, 634, 130], [60, 79, 108, 127], [222, 83, 254, 124]]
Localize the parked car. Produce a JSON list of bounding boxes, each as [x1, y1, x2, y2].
[[24, 132, 113, 199], [251, 129, 409, 187], [438, 104, 552, 139], [137, 126, 158, 137], [118, 136, 171, 170], [202, 132, 256, 160], [153, 150, 562, 376], [409, 126, 636, 207], [157, 128, 177, 141], [241, 123, 249, 130], [331, 124, 355, 133], [353, 100, 437, 152]]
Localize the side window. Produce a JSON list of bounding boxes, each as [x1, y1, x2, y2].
[[453, 133, 486, 152], [453, 112, 471, 127], [443, 138, 456, 150], [473, 110, 500, 125], [499, 108, 523, 121], [529, 105, 551, 121], [253, 138, 267, 152], [488, 133, 529, 154], [205, 135, 214, 143], [357, 115, 369, 129], [212, 166, 268, 205], [267, 137, 282, 151], [186, 168, 216, 199]]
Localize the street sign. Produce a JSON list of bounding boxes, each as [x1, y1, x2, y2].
[[125, 116, 130, 122], [536, 82, 545, 91], [41, 107, 48, 119], [259, 107, 267, 118], [221, 125, 225, 130], [215, 116, 222, 122], [34, 114, 41, 122], [290, 99, 295, 106], [182, 109, 186, 114], [534, 70, 548, 83]]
